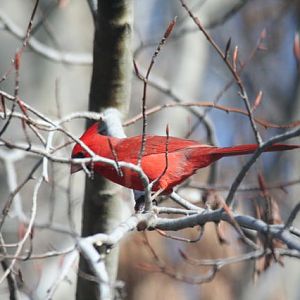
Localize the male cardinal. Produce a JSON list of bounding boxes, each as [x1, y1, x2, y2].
[[71, 121, 299, 194]]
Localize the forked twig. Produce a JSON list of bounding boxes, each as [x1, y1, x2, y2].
[[179, 0, 262, 145]]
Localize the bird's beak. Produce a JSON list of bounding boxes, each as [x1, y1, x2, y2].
[[70, 163, 83, 174]]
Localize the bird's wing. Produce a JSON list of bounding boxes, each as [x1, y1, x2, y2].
[[115, 135, 209, 161]]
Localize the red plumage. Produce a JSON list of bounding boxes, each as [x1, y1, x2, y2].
[[71, 122, 299, 193]]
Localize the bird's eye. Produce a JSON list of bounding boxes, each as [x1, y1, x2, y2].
[[73, 152, 85, 159]]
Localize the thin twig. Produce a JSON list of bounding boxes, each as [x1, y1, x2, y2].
[[124, 101, 300, 129], [136, 18, 177, 166], [0, 176, 43, 285], [0, 159, 42, 231], [107, 137, 123, 177], [179, 0, 262, 145], [156, 226, 204, 243], [225, 126, 300, 207], [283, 203, 300, 230], [150, 125, 170, 191]]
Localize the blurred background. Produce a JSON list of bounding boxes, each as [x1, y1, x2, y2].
[[0, 0, 300, 299]]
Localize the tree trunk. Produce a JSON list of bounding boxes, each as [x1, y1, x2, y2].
[[76, 1, 133, 299]]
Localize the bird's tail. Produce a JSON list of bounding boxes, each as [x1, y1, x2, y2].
[[186, 143, 299, 170], [212, 143, 300, 158]]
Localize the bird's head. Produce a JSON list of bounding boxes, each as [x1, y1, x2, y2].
[[70, 120, 108, 174]]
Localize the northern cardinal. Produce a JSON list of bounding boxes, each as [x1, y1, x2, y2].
[[71, 121, 299, 193]]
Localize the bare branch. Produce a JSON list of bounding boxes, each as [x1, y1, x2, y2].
[[179, 0, 262, 144], [0, 10, 92, 65], [124, 101, 300, 130], [137, 18, 177, 168], [225, 126, 300, 206]]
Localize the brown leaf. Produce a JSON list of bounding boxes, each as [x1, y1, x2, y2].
[[164, 17, 177, 39], [14, 52, 21, 70], [293, 33, 300, 64], [233, 46, 238, 71], [252, 91, 263, 112]]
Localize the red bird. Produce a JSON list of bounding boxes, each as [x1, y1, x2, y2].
[[71, 122, 299, 194]]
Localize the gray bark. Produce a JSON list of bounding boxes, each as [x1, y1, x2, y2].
[[76, 1, 133, 299]]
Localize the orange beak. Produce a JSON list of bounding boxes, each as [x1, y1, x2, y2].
[[70, 163, 83, 174]]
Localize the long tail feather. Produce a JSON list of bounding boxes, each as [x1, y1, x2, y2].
[[212, 144, 300, 157]]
